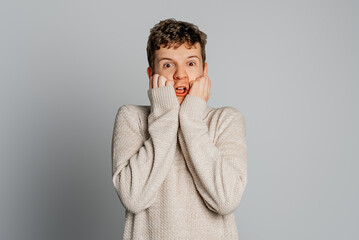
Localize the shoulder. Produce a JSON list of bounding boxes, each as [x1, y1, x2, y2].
[[114, 105, 151, 137], [116, 104, 151, 119], [206, 106, 247, 140], [206, 105, 245, 123]]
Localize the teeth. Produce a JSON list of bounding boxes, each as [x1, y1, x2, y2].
[[176, 87, 185, 89]]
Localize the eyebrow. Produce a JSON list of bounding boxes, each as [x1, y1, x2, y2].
[[157, 57, 172, 62], [157, 55, 200, 62], [187, 55, 200, 60]]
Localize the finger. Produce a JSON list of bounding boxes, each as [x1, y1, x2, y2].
[[166, 79, 174, 86], [158, 75, 167, 87], [204, 76, 209, 89], [199, 76, 206, 89], [149, 76, 153, 89], [207, 76, 211, 99], [201, 77, 208, 99], [152, 74, 159, 88]]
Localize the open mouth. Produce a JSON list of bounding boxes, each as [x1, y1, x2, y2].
[[175, 86, 187, 95]]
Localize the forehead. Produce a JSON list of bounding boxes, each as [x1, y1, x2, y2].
[[155, 42, 202, 61]]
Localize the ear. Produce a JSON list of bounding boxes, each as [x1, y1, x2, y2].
[[204, 62, 208, 76], [147, 67, 153, 78]]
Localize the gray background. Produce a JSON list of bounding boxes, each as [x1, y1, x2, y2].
[[1, 0, 358, 239]]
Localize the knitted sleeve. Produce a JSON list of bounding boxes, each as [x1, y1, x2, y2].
[[178, 94, 248, 215], [112, 85, 180, 214]]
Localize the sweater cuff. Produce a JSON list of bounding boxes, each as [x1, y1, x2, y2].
[[147, 85, 179, 111], [179, 94, 207, 119]]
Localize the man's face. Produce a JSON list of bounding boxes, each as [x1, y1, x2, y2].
[[147, 42, 208, 105]]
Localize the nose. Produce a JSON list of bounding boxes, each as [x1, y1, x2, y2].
[[173, 65, 187, 80]]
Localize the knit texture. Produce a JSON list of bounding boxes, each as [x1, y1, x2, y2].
[[112, 85, 247, 240]]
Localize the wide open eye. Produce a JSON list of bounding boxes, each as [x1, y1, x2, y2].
[[188, 61, 196, 67], [163, 63, 173, 68]]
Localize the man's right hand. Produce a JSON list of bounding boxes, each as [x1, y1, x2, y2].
[[149, 74, 174, 89]]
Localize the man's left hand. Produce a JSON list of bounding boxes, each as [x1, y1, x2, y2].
[[187, 75, 211, 103]]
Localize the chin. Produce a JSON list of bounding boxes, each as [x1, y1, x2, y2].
[[177, 97, 185, 105]]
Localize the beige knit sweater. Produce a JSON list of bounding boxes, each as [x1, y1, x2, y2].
[[112, 85, 247, 240]]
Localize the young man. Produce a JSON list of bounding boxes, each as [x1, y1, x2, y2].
[[112, 19, 248, 240]]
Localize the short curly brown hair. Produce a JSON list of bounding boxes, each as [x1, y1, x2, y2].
[[146, 18, 207, 70]]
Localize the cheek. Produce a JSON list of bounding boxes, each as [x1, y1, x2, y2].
[[156, 68, 174, 80], [165, 71, 176, 81], [165, 73, 175, 81], [189, 69, 204, 81], [154, 67, 163, 75]]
